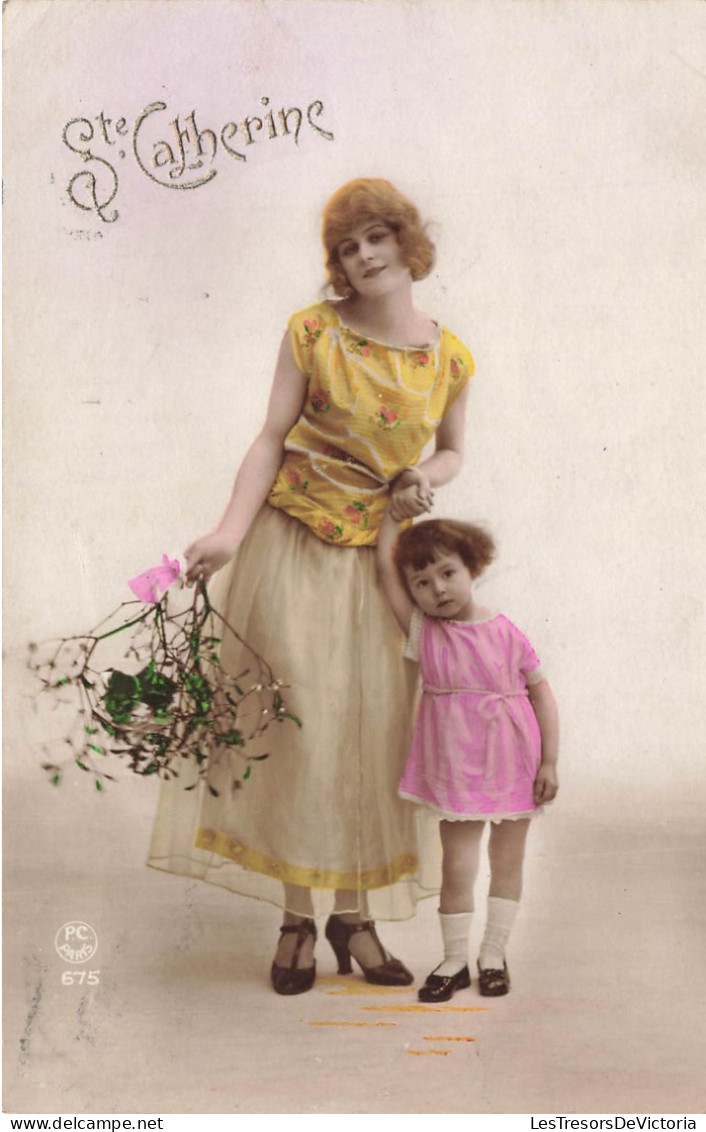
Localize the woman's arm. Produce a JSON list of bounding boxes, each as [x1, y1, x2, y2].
[[421, 382, 468, 486], [184, 332, 308, 583], [528, 679, 560, 804], [389, 385, 468, 520], [376, 509, 415, 634]]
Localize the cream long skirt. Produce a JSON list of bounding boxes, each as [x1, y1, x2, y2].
[[147, 505, 442, 919]]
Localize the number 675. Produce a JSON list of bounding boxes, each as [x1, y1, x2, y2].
[[61, 970, 100, 986]]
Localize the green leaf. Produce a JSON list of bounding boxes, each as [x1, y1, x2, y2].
[[84, 726, 98, 735], [184, 671, 209, 694], [95, 779, 103, 792], [219, 729, 243, 747], [243, 765, 251, 781], [136, 663, 177, 710], [278, 711, 302, 728], [51, 773, 62, 786], [102, 670, 140, 724]]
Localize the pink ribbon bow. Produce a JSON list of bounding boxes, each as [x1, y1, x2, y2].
[[476, 691, 527, 795], [128, 555, 182, 603]]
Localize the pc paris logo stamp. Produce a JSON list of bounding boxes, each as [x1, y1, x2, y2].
[[54, 921, 98, 964]]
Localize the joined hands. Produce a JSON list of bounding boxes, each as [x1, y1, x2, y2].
[[388, 467, 434, 522]]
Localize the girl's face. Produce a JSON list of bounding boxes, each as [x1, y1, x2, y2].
[[337, 220, 411, 298], [404, 552, 475, 621]]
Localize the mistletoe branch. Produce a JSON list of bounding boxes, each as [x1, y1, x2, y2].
[[27, 580, 300, 793]]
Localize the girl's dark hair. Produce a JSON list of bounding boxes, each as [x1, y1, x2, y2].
[[394, 519, 496, 585], [322, 178, 435, 298]]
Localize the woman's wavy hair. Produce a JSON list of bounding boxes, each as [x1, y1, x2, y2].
[[394, 519, 496, 588], [322, 179, 435, 298]]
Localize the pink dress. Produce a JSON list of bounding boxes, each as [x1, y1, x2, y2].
[[398, 608, 545, 821]]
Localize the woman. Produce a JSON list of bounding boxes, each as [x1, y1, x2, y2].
[[148, 178, 474, 994]]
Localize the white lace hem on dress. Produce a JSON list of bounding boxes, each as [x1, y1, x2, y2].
[[398, 793, 544, 824]]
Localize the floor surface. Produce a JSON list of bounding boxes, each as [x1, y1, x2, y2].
[[4, 668, 705, 1114]]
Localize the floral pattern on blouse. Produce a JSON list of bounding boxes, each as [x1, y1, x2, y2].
[[343, 502, 369, 528], [374, 406, 403, 431], [284, 469, 309, 492], [267, 303, 474, 546], [302, 318, 322, 347], [318, 519, 344, 542], [310, 387, 331, 414], [347, 338, 372, 358], [450, 354, 468, 381]]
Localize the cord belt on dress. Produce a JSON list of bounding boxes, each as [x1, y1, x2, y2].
[[422, 685, 530, 795], [422, 686, 527, 700]]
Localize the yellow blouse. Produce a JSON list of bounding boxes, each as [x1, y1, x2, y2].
[[267, 301, 473, 546]]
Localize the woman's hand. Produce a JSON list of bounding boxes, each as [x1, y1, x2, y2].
[[533, 762, 559, 805], [388, 467, 434, 522], [184, 532, 238, 585]]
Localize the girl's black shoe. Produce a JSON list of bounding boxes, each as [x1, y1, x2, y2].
[[270, 919, 317, 995], [477, 960, 510, 996], [325, 914, 413, 986], [418, 964, 471, 1003]]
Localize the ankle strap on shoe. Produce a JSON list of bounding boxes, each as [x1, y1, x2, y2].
[[279, 919, 316, 938], [329, 915, 375, 934]]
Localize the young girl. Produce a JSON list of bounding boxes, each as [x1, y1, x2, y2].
[[148, 179, 474, 994], [377, 509, 559, 1000]]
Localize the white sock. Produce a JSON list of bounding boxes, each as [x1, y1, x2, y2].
[[479, 896, 519, 970], [434, 911, 473, 978]]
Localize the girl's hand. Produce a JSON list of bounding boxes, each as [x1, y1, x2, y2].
[[184, 532, 237, 585], [389, 467, 434, 522], [533, 762, 559, 806]]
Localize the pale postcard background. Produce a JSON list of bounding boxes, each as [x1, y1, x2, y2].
[[3, 0, 705, 1117]]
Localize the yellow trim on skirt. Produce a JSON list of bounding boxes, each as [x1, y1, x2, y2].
[[195, 826, 419, 891]]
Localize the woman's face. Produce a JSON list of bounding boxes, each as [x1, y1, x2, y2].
[[337, 220, 411, 298]]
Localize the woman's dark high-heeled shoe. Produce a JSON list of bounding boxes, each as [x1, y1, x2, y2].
[[270, 919, 317, 995], [325, 914, 413, 986]]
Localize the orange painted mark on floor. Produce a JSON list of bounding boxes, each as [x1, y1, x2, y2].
[[406, 1049, 449, 1057], [422, 1035, 476, 1042], [362, 1004, 489, 1013], [321, 979, 409, 997], [308, 1020, 397, 1028]]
